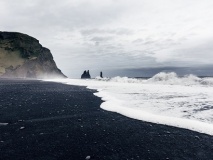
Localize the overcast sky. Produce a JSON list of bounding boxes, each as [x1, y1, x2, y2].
[[1, 0, 213, 77]]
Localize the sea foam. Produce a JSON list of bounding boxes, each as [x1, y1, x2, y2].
[[45, 72, 213, 135]]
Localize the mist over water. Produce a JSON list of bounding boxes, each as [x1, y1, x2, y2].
[[46, 72, 213, 135]]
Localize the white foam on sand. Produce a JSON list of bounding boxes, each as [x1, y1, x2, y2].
[[45, 72, 213, 136]]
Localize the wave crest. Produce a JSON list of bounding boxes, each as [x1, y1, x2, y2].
[[95, 76, 143, 83], [148, 72, 213, 86], [96, 72, 213, 86]]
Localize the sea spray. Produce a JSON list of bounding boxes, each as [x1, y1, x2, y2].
[[45, 72, 213, 135], [96, 72, 213, 86]]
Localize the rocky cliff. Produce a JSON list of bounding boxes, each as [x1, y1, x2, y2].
[[0, 31, 66, 79]]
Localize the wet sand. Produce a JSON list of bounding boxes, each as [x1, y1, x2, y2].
[[0, 79, 212, 160]]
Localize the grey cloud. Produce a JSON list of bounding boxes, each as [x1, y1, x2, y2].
[[132, 38, 144, 43], [90, 36, 113, 42], [81, 28, 133, 36], [1, 0, 213, 78], [172, 40, 213, 64]]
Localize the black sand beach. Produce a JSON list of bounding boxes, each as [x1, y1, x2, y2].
[[0, 79, 212, 160]]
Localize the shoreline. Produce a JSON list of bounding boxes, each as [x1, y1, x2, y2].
[[46, 78, 213, 136], [0, 79, 212, 159]]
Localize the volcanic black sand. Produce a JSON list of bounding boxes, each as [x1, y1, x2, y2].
[[0, 79, 212, 160]]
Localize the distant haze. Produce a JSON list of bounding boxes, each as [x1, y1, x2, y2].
[[1, 0, 213, 78]]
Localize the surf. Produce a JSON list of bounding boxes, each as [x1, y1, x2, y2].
[[45, 72, 213, 135]]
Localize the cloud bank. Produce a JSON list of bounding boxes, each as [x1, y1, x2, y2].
[[1, 0, 213, 77]]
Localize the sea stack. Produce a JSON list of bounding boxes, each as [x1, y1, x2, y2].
[[100, 71, 103, 78], [81, 70, 91, 79], [0, 31, 66, 79]]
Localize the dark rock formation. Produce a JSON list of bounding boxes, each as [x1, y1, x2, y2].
[[0, 31, 66, 79], [100, 71, 103, 78], [81, 70, 91, 79]]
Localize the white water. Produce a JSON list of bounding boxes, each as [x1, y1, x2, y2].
[[45, 72, 213, 135]]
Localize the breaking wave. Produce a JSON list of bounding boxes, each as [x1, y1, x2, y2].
[[96, 72, 213, 86], [95, 76, 142, 83], [46, 72, 213, 135]]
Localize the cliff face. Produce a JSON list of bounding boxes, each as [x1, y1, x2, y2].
[[0, 31, 66, 79]]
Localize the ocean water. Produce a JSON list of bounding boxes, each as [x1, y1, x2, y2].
[[46, 72, 213, 135]]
